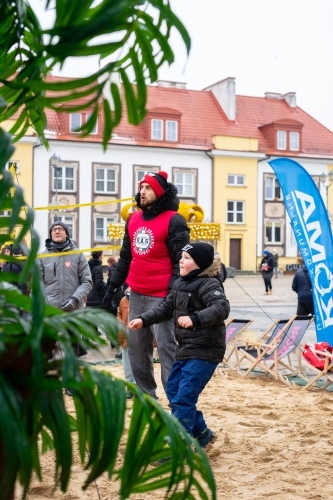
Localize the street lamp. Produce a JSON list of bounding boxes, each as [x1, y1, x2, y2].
[[50, 154, 63, 204]]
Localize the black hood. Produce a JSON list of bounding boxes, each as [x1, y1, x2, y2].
[[88, 258, 102, 269], [134, 183, 180, 220]]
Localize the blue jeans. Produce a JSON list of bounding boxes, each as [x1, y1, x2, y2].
[[128, 291, 176, 398], [122, 347, 136, 384], [166, 359, 218, 437]]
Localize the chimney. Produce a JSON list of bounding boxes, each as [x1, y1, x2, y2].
[[156, 80, 186, 89], [282, 92, 296, 107], [265, 92, 282, 99], [204, 77, 236, 121]]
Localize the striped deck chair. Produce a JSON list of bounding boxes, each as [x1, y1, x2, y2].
[[301, 348, 333, 391], [221, 318, 254, 369], [238, 315, 313, 385], [234, 318, 293, 371]]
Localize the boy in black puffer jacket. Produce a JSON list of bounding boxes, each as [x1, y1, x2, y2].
[[129, 242, 230, 448]]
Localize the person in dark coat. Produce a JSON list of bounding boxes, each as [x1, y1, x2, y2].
[[103, 171, 190, 399], [129, 242, 230, 448], [292, 266, 314, 316], [2, 246, 27, 294], [86, 251, 106, 308], [260, 250, 274, 295], [214, 252, 227, 285]]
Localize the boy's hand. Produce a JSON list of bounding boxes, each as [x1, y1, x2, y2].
[[178, 316, 193, 328], [128, 319, 143, 330]]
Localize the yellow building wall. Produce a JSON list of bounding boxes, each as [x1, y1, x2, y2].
[[1, 120, 35, 207], [212, 137, 259, 272]]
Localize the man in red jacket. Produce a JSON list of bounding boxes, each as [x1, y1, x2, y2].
[[103, 171, 190, 398]]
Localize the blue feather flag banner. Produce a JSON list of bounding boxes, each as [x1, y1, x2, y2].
[[269, 158, 333, 343]]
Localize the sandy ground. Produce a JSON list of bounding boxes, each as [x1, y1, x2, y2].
[[20, 360, 333, 500]]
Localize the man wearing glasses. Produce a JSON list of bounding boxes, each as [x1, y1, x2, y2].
[[38, 221, 92, 357]]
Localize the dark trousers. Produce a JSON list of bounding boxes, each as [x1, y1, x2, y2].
[[166, 359, 218, 437], [262, 274, 273, 292], [297, 302, 314, 316]]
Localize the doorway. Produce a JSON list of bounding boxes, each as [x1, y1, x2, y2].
[[230, 238, 241, 269]]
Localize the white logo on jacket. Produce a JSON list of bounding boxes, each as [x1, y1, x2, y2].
[[132, 226, 155, 255]]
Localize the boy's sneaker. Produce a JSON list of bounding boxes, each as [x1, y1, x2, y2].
[[196, 428, 216, 448]]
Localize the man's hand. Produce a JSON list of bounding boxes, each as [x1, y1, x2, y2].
[[102, 288, 116, 312], [178, 316, 193, 328], [60, 296, 79, 312], [128, 319, 143, 330]]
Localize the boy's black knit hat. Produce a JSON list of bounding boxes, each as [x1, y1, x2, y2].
[[182, 242, 215, 270]]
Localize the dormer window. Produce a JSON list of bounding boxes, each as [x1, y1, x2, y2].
[[70, 113, 81, 133], [277, 131, 286, 150], [151, 119, 163, 140], [148, 108, 181, 143], [69, 112, 98, 134], [87, 113, 98, 135], [290, 131, 299, 151], [166, 121, 178, 141]]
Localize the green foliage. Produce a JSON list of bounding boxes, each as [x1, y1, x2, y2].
[[0, 127, 216, 499], [0, 2, 216, 499], [0, 0, 191, 148]]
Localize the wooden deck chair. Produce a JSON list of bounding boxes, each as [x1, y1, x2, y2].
[[221, 318, 254, 369], [235, 318, 292, 371], [238, 315, 313, 385], [301, 349, 333, 391]]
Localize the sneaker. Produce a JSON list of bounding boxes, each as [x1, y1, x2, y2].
[[65, 388, 73, 397], [115, 352, 122, 359], [196, 428, 216, 448]]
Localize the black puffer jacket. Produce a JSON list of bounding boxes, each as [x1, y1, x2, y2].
[[2, 261, 27, 294], [292, 267, 313, 303], [140, 262, 230, 364], [86, 258, 106, 307], [107, 183, 190, 291]]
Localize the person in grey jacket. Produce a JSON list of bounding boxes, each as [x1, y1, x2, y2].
[[129, 242, 230, 448], [38, 221, 92, 356]]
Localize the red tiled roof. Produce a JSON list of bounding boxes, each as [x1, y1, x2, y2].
[[42, 77, 333, 156]]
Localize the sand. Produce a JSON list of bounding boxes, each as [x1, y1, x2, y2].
[[19, 362, 333, 500]]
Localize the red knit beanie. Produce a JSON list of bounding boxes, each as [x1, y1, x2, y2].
[[139, 171, 168, 198]]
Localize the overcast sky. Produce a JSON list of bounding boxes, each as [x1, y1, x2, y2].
[[31, 0, 333, 131]]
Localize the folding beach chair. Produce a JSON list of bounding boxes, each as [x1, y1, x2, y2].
[[301, 348, 333, 391], [221, 318, 254, 369], [238, 315, 313, 385], [234, 318, 292, 371]]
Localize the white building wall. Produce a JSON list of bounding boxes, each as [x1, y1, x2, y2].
[[33, 140, 212, 249]]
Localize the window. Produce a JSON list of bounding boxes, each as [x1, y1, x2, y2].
[[53, 165, 74, 191], [166, 121, 178, 141], [133, 166, 160, 193], [6, 161, 20, 173], [227, 174, 245, 185], [96, 168, 116, 193], [265, 221, 282, 244], [277, 131, 286, 150], [86, 113, 98, 134], [265, 176, 281, 200], [290, 131, 299, 151], [95, 216, 116, 241], [70, 113, 81, 133], [175, 171, 194, 197], [227, 201, 244, 223], [151, 119, 163, 140], [53, 215, 75, 239]]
